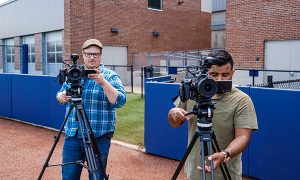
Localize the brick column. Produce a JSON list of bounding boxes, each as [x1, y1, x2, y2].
[[14, 37, 21, 74], [35, 33, 43, 75]]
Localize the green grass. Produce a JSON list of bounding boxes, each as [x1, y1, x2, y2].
[[114, 92, 145, 147]]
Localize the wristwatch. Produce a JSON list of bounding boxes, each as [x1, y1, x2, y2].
[[221, 150, 230, 162]]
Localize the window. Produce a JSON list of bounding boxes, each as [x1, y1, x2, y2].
[[5, 38, 15, 73], [23, 35, 35, 74], [148, 0, 162, 10], [45, 31, 63, 75]]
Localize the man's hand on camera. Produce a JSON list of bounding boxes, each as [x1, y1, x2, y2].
[[197, 152, 225, 173], [168, 108, 189, 128], [88, 69, 106, 85], [57, 91, 71, 104]]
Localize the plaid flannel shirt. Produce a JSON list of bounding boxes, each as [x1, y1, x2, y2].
[[57, 64, 126, 138]]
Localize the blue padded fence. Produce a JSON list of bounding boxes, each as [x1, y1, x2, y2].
[[1, 74, 300, 180], [0, 74, 12, 118], [248, 87, 300, 179], [144, 75, 171, 83], [144, 81, 300, 180], [0, 74, 65, 129], [144, 82, 188, 160]]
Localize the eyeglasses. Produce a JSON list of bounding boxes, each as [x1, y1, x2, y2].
[[84, 52, 101, 58]]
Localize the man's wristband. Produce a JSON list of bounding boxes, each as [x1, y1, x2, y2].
[[221, 150, 230, 162]]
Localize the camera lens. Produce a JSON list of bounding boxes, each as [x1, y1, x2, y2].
[[197, 78, 218, 97], [204, 83, 213, 92], [68, 68, 82, 81]]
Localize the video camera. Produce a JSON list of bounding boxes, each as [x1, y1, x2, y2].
[[57, 54, 96, 100], [57, 54, 96, 85], [179, 57, 232, 103]]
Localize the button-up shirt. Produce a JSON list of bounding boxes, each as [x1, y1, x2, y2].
[[57, 64, 126, 138]]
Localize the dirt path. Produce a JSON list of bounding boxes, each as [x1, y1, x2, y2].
[[0, 117, 186, 180]]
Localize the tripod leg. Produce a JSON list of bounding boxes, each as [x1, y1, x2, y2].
[[209, 140, 215, 180], [81, 107, 109, 180], [212, 139, 232, 180], [171, 133, 199, 180], [77, 109, 98, 180], [38, 105, 74, 180], [200, 141, 207, 180], [211, 140, 228, 180]]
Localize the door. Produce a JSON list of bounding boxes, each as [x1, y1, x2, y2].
[[101, 46, 128, 85]]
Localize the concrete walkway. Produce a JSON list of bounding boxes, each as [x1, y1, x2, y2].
[[123, 85, 143, 94]]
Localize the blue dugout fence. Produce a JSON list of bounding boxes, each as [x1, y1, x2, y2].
[[1, 73, 300, 180], [144, 82, 300, 180], [0, 74, 65, 129]]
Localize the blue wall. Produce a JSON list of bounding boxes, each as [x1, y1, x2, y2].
[[2, 74, 300, 180], [145, 83, 188, 160], [144, 82, 300, 180], [248, 88, 300, 179], [0, 74, 66, 129], [0, 74, 12, 117]]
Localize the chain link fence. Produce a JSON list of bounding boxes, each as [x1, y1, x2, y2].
[[141, 65, 300, 95], [233, 69, 300, 90], [104, 64, 133, 92], [133, 48, 224, 71]]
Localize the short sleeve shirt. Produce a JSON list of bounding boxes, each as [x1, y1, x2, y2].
[[174, 86, 258, 180]]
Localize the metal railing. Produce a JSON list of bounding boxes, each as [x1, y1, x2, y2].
[[140, 65, 300, 97], [132, 48, 224, 71], [233, 69, 300, 90], [104, 64, 133, 93]]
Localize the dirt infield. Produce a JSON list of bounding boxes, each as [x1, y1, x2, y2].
[[0, 117, 256, 180], [0, 117, 186, 180]]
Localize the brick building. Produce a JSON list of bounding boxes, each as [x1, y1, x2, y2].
[[64, 0, 212, 65], [0, 0, 212, 85], [226, 0, 300, 70]]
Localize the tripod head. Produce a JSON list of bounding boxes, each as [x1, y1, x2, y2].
[[66, 80, 84, 103], [185, 97, 215, 131]]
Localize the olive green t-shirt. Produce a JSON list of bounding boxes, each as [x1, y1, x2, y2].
[[174, 86, 258, 180]]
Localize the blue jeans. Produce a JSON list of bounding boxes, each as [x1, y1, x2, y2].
[[62, 135, 111, 180]]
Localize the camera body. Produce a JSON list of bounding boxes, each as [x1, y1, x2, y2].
[[58, 54, 83, 85], [179, 57, 232, 103], [57, 54, 97, 85]]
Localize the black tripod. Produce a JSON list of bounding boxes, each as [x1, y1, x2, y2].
[[172, 99, 232, 180], [38, 86, 109, 180]]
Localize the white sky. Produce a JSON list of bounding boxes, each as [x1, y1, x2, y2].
[[0, 0, 9, 4]]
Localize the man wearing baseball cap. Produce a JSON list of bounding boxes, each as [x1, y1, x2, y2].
[[57, 39, 126, 180]]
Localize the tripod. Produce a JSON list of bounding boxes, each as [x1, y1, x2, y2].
[[172, 99, 232, 180], [38, 89, 109, 180]]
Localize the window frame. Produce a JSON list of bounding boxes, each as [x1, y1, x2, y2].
[[46, 41, 62, 64], [148, 0, 162, 11], [5, 38, 15, 73], [45, 30, 63, 76]]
